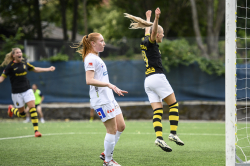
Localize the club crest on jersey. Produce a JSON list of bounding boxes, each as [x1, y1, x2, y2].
[[95, 108, 106, 119]]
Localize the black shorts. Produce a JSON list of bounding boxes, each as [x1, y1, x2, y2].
[[35, 104, 40, 109]]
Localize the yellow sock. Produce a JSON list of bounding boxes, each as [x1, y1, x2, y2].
[[169, 102, 179, 135]]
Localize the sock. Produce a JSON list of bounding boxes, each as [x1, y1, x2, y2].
[[11, 108, 26, 118], [29, 107, 39, 133], [104, 133, 115, 162], [115, 131, 122, 145], [153, 108, 163, 140], [169, 102, 179, 135], [108, 131, 123, 157]]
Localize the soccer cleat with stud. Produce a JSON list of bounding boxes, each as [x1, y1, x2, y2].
[[100, 152, 105, 160], [103, 160, 121, 166], [35, 131, 42, 137], [155, 138, 172, 152], [8, 105, 13, 117], [168, 133, 184, 146]]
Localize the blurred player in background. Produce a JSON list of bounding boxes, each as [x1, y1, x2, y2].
[[72, 33, 128, 166], [89, 106, 94, 122], [124, 8, 184, 152], [0, 48, 55, 137], [24, 84, 45, 123]]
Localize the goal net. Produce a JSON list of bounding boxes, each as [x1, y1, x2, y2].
[[226, 0, 250, 165]]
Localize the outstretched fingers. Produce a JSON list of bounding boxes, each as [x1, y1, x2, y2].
[[114, 87, 128, 96]]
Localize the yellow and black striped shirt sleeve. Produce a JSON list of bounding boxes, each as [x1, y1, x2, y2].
[[1, 73, 7, 78], [27, 62, 35, 71]]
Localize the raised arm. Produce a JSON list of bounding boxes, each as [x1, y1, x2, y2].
[[33, 66, 55, 73], [150, 7, 161, 42], [86, 70, 128, 96], [145, 10, 152, 35]]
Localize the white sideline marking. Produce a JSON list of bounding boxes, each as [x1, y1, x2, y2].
[[0, 132, 225, 141]]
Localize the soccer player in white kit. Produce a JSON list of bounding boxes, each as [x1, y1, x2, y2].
[[72, 33, 127, 166], [124, 8, 184, 152]]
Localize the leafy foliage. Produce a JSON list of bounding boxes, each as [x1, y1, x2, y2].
[[41, 53, 69, 62], [159, 38, 225, 76], [0, 27, 27, 63]]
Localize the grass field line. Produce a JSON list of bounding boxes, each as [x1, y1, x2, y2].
[[0, 132, 227, 141]]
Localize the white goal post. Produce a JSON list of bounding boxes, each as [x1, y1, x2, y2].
[[225, 0, 236, 165]]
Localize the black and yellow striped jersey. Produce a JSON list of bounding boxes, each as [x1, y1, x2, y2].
[[140, 34, 164, 77], [1, 60, 35, 93]]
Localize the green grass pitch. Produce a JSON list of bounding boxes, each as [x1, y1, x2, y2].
[[0, 120, 228, 165]]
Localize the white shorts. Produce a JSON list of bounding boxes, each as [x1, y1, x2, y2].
[[144, 74, 174, 103], [92, 100, 122, 122], [11, 89, 35, 108]]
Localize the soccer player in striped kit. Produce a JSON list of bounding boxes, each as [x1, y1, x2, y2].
[[72, 33, 127, 166], [0, 48, 55, 137], [124, 8, 184, 152]]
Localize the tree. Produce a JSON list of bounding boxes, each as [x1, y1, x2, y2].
[[33, 0, 48, 58], [59, 0, 68, 41], [190, 0, 225, 59], [0, 28, 26, 63], [83, 0, 88, 35], [71, 0, 78, 41]]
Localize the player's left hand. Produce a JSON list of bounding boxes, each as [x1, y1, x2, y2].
[[146, 10, 152, 18], [115, 87, 128, 96], [49, 66, 55, 71]]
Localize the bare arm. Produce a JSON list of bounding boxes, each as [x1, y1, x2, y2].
[[40, 96, 44, 104], [0, 76, 5, 83], [33, 66, 55, 73], [145, 10, 152, 35], [86, 70, 128, 96], [150, 8, 161, 42]]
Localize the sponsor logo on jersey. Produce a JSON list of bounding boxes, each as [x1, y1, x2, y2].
[[14, 67, 18, 70], [103, 71, 108, 76], [23, 64, 26, 69], [95, 108, 106, 119], [15, 71, 27, 76], [107, 108, 115, 113]]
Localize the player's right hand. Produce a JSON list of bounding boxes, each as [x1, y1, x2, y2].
[[155, 7, 161, 19]]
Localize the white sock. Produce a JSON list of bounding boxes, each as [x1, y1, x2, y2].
[[115, 131, 122, 145], [104, 133, 115, 162]]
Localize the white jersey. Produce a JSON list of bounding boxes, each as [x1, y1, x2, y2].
[[84, 53, 114, 106]]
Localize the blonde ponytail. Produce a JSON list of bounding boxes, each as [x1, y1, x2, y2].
[[0, 48, 19, 67], [124, 13, 153, 29]]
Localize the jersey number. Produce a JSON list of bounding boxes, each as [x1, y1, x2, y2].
[[145, 67, 155, 75], [142, 51, 149, 67]]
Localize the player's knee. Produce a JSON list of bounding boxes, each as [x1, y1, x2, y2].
[[118, 124, 126, 132]]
